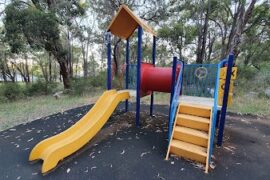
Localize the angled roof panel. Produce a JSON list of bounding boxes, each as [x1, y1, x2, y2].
[[107, 5, 156, 39]]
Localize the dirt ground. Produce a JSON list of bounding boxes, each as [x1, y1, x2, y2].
[[0, 103, 269, 180]]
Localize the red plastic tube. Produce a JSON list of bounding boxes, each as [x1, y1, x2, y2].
[[140, 63, 179, 93]]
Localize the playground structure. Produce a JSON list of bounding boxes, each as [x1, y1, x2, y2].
[[29, 5, 236, 174]]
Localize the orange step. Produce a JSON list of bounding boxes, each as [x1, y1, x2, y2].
[[176, 114, 209, 131], [173, 126, 208, 147], [179, 103, 211, 118], [170, 140, 207, 163]]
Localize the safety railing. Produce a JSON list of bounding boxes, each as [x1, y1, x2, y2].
[[168, 59, 184, 139], [208, 58, 227, 164], [126, 64, 137, 89], [182, 64, 218, 98]]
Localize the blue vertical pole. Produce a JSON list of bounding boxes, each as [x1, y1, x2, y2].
[[168, 57, 177, 125], [125, 38, 130, 112], [136, 26, 143, 127], [170, 57, 177, 105], [150, 36, 156, 116], [107, 32, 112, 90], [217, 54, 234, 146]]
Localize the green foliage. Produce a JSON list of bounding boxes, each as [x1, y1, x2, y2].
[[0, 83, 23, 101], [237, 66, 258, 81], [90, 71, 106, 88], [158, 22, 197, 60], [24, 80, 58, 96], [0, 80, 60, 102], [4, 2, 59, 53], [70, 73, 106, 96]]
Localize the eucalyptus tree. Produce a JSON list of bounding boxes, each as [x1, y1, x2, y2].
[[4, 0, 87, 88]]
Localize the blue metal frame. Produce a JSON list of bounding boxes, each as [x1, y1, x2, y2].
[[125, 38, 130, 112], [168, 58, 184, 140], [150, 36, 156, 116], [217, 54, 234, 146], [169, 57, 177, 113], [168, 57, 177, 132], [136, 26, 143, 127], [207, 57, 229, 164], [106, 32, 112, 90]]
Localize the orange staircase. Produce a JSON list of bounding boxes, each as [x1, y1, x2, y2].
[[166, 103, 213, 173]]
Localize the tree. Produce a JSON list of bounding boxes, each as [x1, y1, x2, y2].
[[4, 0, 86, 88]]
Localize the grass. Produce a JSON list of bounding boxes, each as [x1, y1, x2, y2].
[[228, 90, 270, 116], [140, 92, 171, 105], [0, 90, 103, 131], [1, 85, 269, 131], [0, 90, 171, 131]]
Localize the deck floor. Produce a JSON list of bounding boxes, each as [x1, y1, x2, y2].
[[180, 95, 221, 109]]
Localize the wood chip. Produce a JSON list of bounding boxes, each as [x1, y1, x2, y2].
[[27, 138, 34, 142], [120, 150, 125, 155], [157, 173, 165, 180], [140, 151, 150, 158]]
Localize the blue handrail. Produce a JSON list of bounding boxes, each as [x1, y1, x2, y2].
[[208, 58, 228, 164], [168, 59, 184, 139]]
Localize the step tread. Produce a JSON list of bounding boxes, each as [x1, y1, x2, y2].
[[171, 140, 207, 157], [177, 114, 210, 124], [180, 103, 212, 110], [174, 126, 208, 139]]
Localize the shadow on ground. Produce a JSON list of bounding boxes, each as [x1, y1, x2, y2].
[[0, 103, 269, 180]]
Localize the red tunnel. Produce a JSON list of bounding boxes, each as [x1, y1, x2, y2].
[[140, 63, 180, 94]]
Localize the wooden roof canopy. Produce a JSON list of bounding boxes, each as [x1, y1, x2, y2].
[[107, 5, 157, 39]]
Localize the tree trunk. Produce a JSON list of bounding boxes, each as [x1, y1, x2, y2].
[[82, 44, 88, 78], [207, 32, 215, 62], [45, 38, 71, 88], [113, 38, 121, 77], [59, 60, 70, 89], [24, 54, 30, 83], [49, 53, 52, 82], [225, 0, 257, 58]]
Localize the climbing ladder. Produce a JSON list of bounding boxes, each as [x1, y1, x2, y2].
[[166, 55, 235, 173], [166, 103, 212, 173]]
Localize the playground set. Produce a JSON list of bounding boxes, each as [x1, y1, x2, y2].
[[29, 5, 237, 174]]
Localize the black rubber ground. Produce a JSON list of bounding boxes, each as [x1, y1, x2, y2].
[[0, 103, 269, 180]]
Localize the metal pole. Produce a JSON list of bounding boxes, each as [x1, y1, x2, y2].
[[150, 36, 156, 116], [217, 54, 234, 146], [136, 26, 143, 127], [168, 57, 177, 125], [107, 32, 112, 90], [125, 38, 130, 112]]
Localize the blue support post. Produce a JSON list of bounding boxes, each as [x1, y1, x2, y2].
[[168, 57, 177, 123], [136, 26, 143, 127], [150, 36, 156, 116], [217, 54, 234, 146], [106, 32, 112, 90], [125, 38, 130, 112], [215, 110, 221, 128]]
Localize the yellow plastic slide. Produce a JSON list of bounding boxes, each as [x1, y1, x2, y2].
[[29, 89, 130, 173]]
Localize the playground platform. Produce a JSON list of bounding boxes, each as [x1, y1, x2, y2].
[[180, 96, 222, 109], [0, 103, 269, 179]]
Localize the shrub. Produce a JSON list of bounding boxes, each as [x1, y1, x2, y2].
[[70, 78, 90, 96], [24, 80, 58, 96], [90, 72, 106, 88], [69, 73, 106, 96], [0, 83, 24, 101]]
